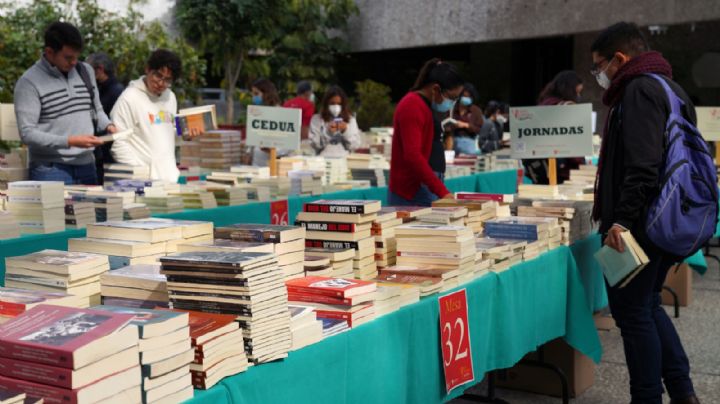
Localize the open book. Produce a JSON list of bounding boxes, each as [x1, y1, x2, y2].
[[594, 231, 650, 288]]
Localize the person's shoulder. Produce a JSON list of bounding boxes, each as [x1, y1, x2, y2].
[[310, 113, 324, 123], [624, 75, 666, 98]]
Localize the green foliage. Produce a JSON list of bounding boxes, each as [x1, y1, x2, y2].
[[354, 79, 395, 131], [0, 0, 206, 103]]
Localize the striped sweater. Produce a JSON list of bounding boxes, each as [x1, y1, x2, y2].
[[13, 56, 111, 165]]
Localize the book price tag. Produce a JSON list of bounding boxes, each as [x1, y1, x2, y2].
[[270, 200, 289, 225], [438, 289, 474, 393]]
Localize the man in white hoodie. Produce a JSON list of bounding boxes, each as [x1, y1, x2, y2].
[[111, 49, 190, 183]]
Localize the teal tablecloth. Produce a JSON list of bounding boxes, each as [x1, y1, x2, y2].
[[186, 245, 602, 404], [177, 174, 207, 184]]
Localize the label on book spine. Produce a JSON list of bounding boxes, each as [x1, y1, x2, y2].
[[296, 221, 356, 233]]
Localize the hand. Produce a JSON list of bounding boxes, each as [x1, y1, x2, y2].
[[337, 121, 348, 132], [603, 225, 626, 253], [188, 127, 203, 138], [328, 122, 339, 132], [105, 124, 118, 134], [441, 193, 455, 200], [68, 135, 103, 148], [457, 121, 470, 129]]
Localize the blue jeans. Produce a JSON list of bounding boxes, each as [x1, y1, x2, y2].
[[29, 162, 98, 185], [454, 136, 478, 155], [606, 253, 694, 403], [387, 172, 444, 207]]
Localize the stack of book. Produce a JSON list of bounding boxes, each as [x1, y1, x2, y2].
[[566, 164, 597, 185], [515, 200, 594, 244], [169, 189, 217, 210], [371, 281, 418, 316], [302, 247, 355, 278], [160, 251, 292, 364], [371, 208, 404, 269], [94, 306, 193, 403], [517, 184, 560, 199], [67, 193, 124, 223], [178, 139, 201, 167], [394, 224, 477, 290], [84, 189, 136, 208], [103, 163, 150, 182], [346, 154, 389, 170], [433, 194, 513, 234], [276, 158, 304, 177], [299, 200, 380, 280], [229, 165, 270, 179], [484, 216, 561, 249], [141, 218, 213, 254], [0, 305, 141, 403], [214, 224, 306, 280], [303, 255, 333, 277], [250, 177, 291, 199], [0, 390, 27, 403], [64, 199, 95, 229], [350, 168, 386, 187], [285, 276, 376, 329], [374, 272, 443, 297], [325, 157, 348, 185], [175, 105, 217, 138], [198, 130, 242, 170], [0, 168, 27, 192], [5, 250, 109, 307], [0, 287, 80, 323], [475, 237, 526, 272], [177, 239, 273, 255], [123, 203, 152, 220], [235, 184, 271, 202], [137, 195, 184, 214], [100, 264, 168, 309], [200, 185, 249, 206], [6, 181, 65, 234], [320, 317, 349, 338], [0, 211, 20, 240], [179, 311, 247, 390], [382, 206, 432, 223], [445, 165, 473, 178], [288, 170, 323, 196], [288, 304, 323, 350], [417, 206, 468, 226]]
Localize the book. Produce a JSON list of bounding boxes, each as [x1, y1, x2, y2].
[[0, 288, 79, 317], [91, 306, 187, 339], [86, 220, 183, 243], [454, 192, 514, 203], [304, 200, 381, 215], [5, 250, 108, 275], [285, 276, 376, 298], [215, 224, 305, 243], [295, 221, 370, 233], [287, 291, 375, 306], [594, 231, 650, 288], [97, 129, 132, 143], [175, 105, 217, 138]]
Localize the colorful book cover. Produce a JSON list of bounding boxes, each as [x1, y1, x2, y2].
[[295, 221, 357, 233], [303, 199, 379, 215], [160, 251, 273, 268], [91, 306, 187, 339], [285, 276, 376, 298], [0, 288, 74, 317], [215, 223, 300, 243], [305, 239, 361, 250], [454, 192, 513, 203]]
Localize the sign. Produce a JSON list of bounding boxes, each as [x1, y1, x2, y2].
[[509, 103, 593, 159], [696, 107, 720, 141], [246, 105, 301, 150], [0, 104, 19, 141], [270, 199, 289, 225], [438, 289, 474, 393]]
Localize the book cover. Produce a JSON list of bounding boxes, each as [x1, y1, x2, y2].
[[305, 239, 363, 250], [91, 306, 187, 339], [101, 264, 165, 283], [285, 276, 376, 298], [454, 192, 513, 203], [594, 232, 649, 287], [159, 251, 273, 268], [295, 221, 358, 233], [6, 250, 107, 273], [215, 224, 303, 243], [0, 305, 134, 369], [303, 200, 380, 215], [170, 310, 236, 346], [0, 288, 75, 317]]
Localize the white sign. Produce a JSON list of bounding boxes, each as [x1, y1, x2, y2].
[[509, 103, 593, 159], [246, 105, 301, 150], [0, 104, 19, 141], [696, 107, 720, 141]]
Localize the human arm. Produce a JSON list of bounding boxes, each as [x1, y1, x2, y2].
[[309, 115, 328, 154], [109, 95, 143, 166], [342, 118, 362, 152], [468, 105, 484, 133]]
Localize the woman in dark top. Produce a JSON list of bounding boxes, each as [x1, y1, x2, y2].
[[477, 100, 503, 153], [444, 83, 484, 155]]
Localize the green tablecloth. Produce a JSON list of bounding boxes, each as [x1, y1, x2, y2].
[[177, 174, 208, 184], [186, 245, 602, 404]]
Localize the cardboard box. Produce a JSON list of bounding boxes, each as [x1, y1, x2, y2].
[[661, 263, 693, 307], [496, 338, 595, 398]]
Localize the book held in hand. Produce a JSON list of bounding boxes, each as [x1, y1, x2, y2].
[[594, 231, 650, 288]]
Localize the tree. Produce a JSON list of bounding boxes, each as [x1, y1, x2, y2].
[[176, 0, 284, 123], [354, 80, 395, 131]]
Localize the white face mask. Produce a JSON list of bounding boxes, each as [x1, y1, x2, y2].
[[328, 104, 342, 117], [496, 115, 507, 125], [594, 57, 614, 90], [310, 93, 316, 103]]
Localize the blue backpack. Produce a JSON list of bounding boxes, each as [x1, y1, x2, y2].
[[644, 73, 719, 258]]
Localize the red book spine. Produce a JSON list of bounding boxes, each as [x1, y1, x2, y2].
[[0, 341, 73, 369], [314, 310, 350, 321], [0, 302, 25, 317], [303, 203, 364, 214], [455, 193, 504, 202], [287, 292, 352, 306], [300, 222, 356, 232], [286, 285, 345, 298], [0, 357, 74, 389], [0, 374, 78, 404]]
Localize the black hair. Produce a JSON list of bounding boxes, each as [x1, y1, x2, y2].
[[147, 49, 182, 80], [484, 100, 501, 117], [461, 83, 480, 104], [86, 52, 115, 77], [252, 78, 281, 106], [411, 58, 464, 92], [320, 85, 352, 122], [296, 80, 312, 95], [591, 22, 649, 60], [538, 70, 583, 103], [44, 21, 83, 52]]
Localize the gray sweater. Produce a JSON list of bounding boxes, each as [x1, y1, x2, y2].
[[14, 57, 111, 165]]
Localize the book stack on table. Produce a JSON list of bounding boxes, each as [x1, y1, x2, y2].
[[298, 200, 381, 280], [136, 195, 184, 214], [517, 184, 560, 199], [288, 304, 323, 350], [484, 216, 562, 250], [103, 163, 150, 183], [249, 177, 291, 199], [0, 305, 141, 403], [94, 306, 194, 403], [433, 193, 513, 234], [5, 250, 109, 308], [0, 287, 80, 324], [66, 193, 124, 223], [160, 251, 292, 364], [0, 211, 20, 240], [215, 224, 306, 280], [302, 247, 355, 278], [169, 189, 217, 210], [374, 271, 443, 297], [123, 203, 152, 220], [286, 276, 377, 329], [417, 206, 467, 226], [100, 264, 168, 309], [288, 170, 323, 196], [303, 255, 332, 277], [474, 237, 528, 273], [199, 184, 250, 206], [514, 199, 594, 244], [371, 280, 420, 316], [197, 131, 242, 170], [325, 157, 348, 185], [6, 181, 65, 234], [63, 199, 95, 229], [370, 208, 404, 269]]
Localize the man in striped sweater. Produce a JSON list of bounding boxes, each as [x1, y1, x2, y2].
[[14, 21, 117, 185]]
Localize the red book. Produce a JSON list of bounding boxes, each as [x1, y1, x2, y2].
[[169, 309, 238, 347], [0, 305, 137, 370], [303, 200, 380, 215], [0, 288, 77, 317], [287, 291, 374, 306], [454, 192, 513, 203], [296, 221, 358, 233], [313, 303, 373, 327], [285, 276, 376, 298]]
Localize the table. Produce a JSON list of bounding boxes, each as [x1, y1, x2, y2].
[[186, 245, 602, 404]]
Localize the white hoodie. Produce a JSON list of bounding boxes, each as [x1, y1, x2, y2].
[[110, 77, 179, 183]]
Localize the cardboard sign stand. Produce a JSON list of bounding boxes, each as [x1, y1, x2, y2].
[[269, 147, 278, 177], [715, 142, 720, 165], [548, 158, 558, 186]]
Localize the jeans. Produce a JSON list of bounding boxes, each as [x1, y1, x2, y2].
[[606, 252, 694, 404], [29, 162, 98, 185], [454, 136, 478, 155], [387, 172, 444, 207]]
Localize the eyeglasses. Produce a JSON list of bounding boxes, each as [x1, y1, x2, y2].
[[590, 58, 611, 76], [150, 70, 174, 87]]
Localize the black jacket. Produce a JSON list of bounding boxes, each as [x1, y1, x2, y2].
[[597, 75, 696, 251]]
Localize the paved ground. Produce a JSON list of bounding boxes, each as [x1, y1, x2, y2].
[[451, 247, 720, 404]]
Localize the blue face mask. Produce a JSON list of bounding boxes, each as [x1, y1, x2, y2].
[[460, 96, 473, 106], [432, 97, 454, 113], [252, 95, 263, 105]]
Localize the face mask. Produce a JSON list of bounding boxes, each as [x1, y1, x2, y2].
[[496, 115, 507, 125], [594, 57, 614, 90], [252, 95, 263, 105], [310, 93, 316, 103], [460, 97, 472, 106], [328, 104, 342, 117], [432, 97, 454, 113]]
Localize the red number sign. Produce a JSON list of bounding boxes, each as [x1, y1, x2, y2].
[[270, 200, 289, 225], [438, 289, 474, 393]]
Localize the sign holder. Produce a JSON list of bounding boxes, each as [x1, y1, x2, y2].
[[269, 147, 278, 177], [548, 158, 558, 185]]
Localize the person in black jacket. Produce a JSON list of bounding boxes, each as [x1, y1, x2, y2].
[[592, 22, 699, 404]]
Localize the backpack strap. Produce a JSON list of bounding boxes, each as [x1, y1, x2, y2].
[[75, 63, 99, 135], [645, 73, 684, 117]]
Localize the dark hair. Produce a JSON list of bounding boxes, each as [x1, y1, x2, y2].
[[320, 85, 352, 122], [461, 83, 480, 104], [147, 49, 182, 80], [86, 52, 115, 77], [591, 22, 649, 60], [296, 80, 312, 95], [484, 100, 501, 117], [252, 78, 281, 106], [44, 21, 83, 52], [538, 70, 583, 103], [411, 58, 464, 92]]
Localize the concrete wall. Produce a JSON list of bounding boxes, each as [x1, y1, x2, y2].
[[349, 0, 720, 52]]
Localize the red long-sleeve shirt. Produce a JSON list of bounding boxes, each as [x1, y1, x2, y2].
[[389, 92, 450, 200]]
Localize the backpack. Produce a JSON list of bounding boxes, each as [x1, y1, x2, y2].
[[644, 73, 719, 258]]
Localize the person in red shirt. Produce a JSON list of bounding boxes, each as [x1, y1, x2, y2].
[[283, 80, 316, 140], [388, 58, 465, 206]]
